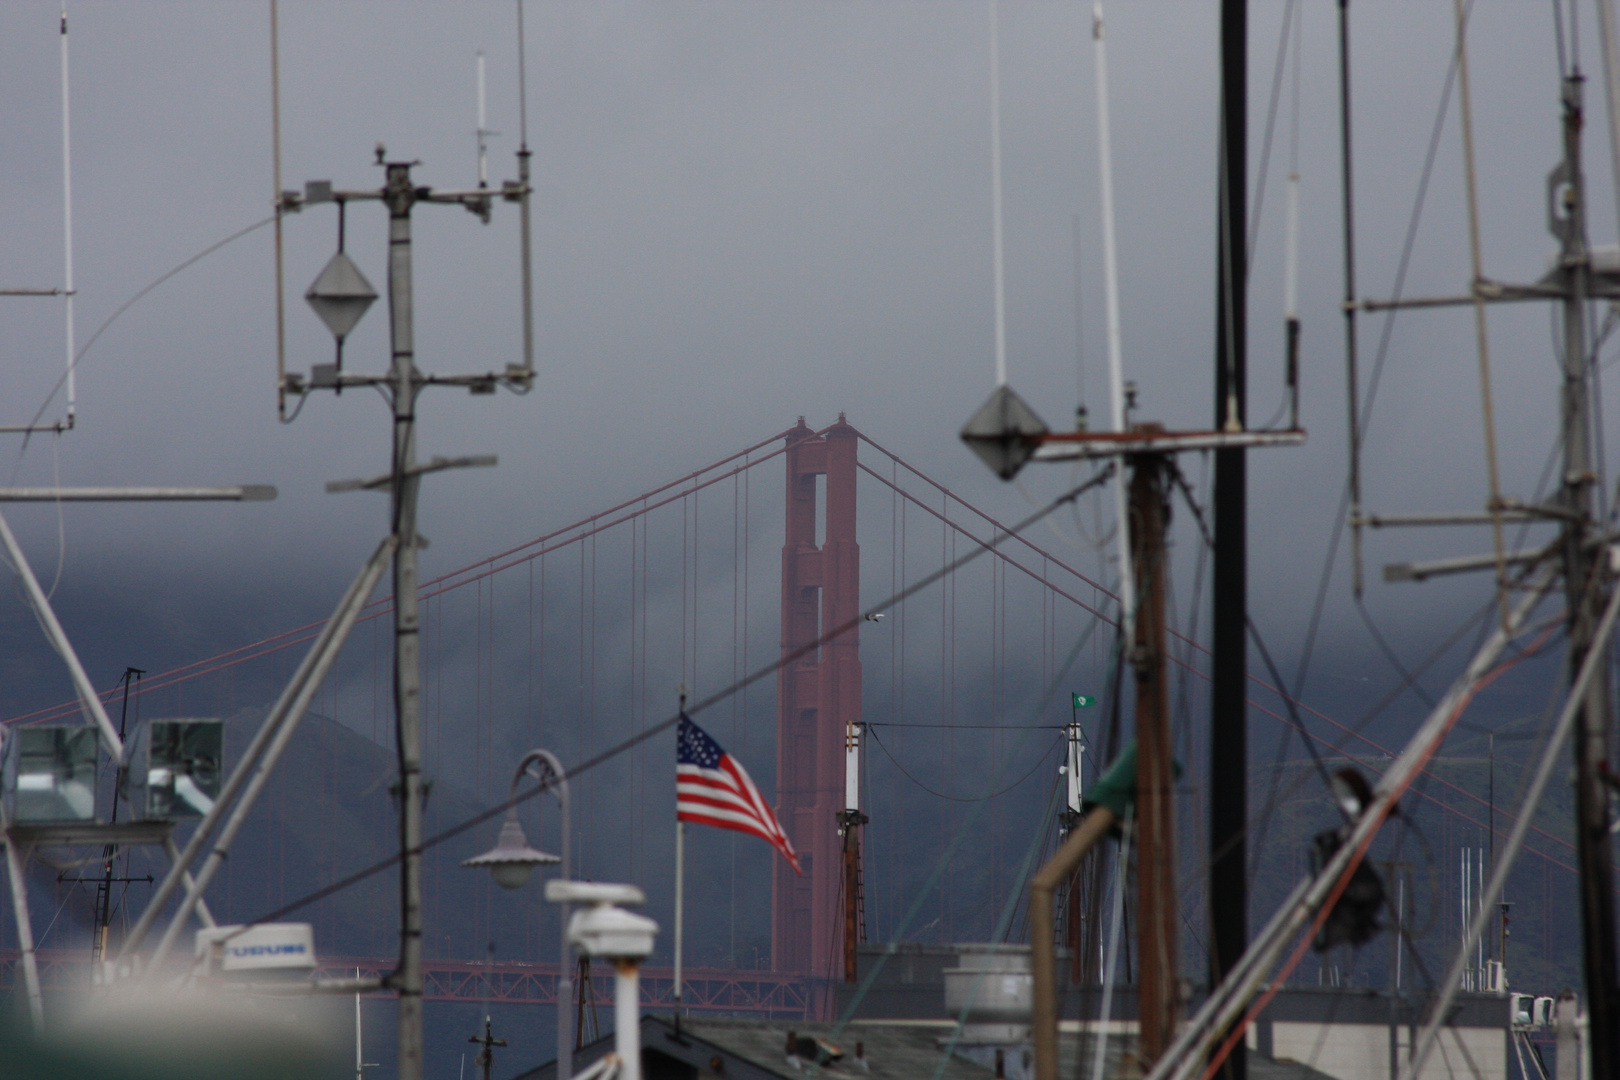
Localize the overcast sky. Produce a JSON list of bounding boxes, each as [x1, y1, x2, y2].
[[0, 0, 1607, 726], [1, 3, 1614, 1064]]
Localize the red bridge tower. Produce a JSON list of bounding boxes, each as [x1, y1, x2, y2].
[[774, 416, 861, 984]]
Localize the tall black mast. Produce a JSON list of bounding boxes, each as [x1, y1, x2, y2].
[[1210, 1, 1248, 1078]]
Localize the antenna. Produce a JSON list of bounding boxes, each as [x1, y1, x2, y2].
[[988, 0, 1006, 389], [0, 9, 79, 434], [515, 0, 534, 378], [476, 50, 492, 188], [271, 0, 288, 420], [61, 4, 76, 426], [1091, 3, 1135, 642]]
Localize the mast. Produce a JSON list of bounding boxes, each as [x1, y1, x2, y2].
[[1554, 71, 1620, 1075], [1210, 3, 1248, 1080], [1131, 440, 1177, 1065]]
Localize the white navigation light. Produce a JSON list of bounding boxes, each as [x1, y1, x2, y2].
[[304, 251, 378, 343], [3, 725, 98, 823]]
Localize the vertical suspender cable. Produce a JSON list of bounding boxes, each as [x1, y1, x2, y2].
[[60, 5, 75, 425], [1091, 3, 1136, 642], [1339, 0, 1363, 597], [1450, 0, 1510, 625]]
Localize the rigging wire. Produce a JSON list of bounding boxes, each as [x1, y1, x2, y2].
[[1246, 0, 1300, 267], [1169, 463, 1586, 910], [867, 725, 1061, 804], [929, 779, 1063, 1080], [1448, 0, 1511, 623], [234, 467, 1118, 936], [11, 213, 279, 474], [1294, 7, 1469, 697]]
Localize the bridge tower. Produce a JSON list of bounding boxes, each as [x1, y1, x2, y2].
[[774, 416, 861, 983]]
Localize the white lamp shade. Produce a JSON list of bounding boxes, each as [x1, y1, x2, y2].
[[462, 816, 559, 890]]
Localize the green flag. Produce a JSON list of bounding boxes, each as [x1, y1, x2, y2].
[[1071, 693, 1095, 708]]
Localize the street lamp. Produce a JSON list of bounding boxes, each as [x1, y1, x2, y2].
[[463, 749, 574, 1080], [462, 816, 558, 890]]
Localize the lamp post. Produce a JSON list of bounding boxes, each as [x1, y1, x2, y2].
[[464, 749, 574, 1080]]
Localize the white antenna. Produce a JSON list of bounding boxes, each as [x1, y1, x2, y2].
[[61, 3, 76, 424], [989, 0, 1007, 388], [476, 50, 493, 188], [1092, 3, 1135, 639], [1283, 0, 1301, 429]]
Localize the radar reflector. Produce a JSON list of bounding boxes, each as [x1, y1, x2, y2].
[[960, 384, 1049, 481], [304, 251, 377, 342]]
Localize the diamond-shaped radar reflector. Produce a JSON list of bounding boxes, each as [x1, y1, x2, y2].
[[304, 251, 378, 342], [960, 384, 1049, 480]]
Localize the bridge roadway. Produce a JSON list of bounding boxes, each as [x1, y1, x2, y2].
[[0, 951, 812, 1015]]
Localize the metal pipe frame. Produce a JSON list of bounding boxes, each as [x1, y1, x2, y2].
[[1383, 543, 1555, 583], [161, 835, 215, 933], [1030, 806, 1116, 1080], [383, 158, 429, 1080], [1406, 577, 1620, 1079], [0, 507, 124, 761], [510, 749, 573, 1080], [117, 534, 396, 968], [0, 486, 276, 502], [141, 535, 397, 976], [3, 835, 43, 1028], [1030, 428, 1303, 462], [1142, 566, 1556, 1080], [1364, 511, 1543, 528]]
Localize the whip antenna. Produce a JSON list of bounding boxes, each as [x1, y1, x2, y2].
[[60, 4, 76, 426]]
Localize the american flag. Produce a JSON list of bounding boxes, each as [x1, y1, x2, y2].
[[677, 714, 801, 874]]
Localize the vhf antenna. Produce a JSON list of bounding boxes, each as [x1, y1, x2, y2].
[[271, 6, 537, 1076], [0, 5, 79, 434], [476, 51, 500, 190]]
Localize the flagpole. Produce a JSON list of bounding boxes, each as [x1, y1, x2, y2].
[[674, 819, 685, 1028], [674, 690, 687, 1031]]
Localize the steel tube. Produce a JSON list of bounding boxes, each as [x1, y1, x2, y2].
[[511, 750, 573, 1080], [119, 535, 396, 964], [615, 962, 641, 1080], [3, 838, 43, 1028], [162, 835, 215, 930], [384, 160, 429, 1080], [1030, 807, 1115, 1080], [0, 508, 124, 761], [1144, 567, 1556, 1080], [144, 536, 396, 974], [1407, 581, 1620, 1078], [0, 486, 275, 501]]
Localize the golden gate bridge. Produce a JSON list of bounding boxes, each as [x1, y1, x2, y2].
[[0, 415, 1590, 1015]]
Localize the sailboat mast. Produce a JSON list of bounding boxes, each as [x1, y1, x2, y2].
[[1210, 4, 1248, 1080], [1554, 70, 1620, 1076], [1131, 445, 1178, 1064]]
